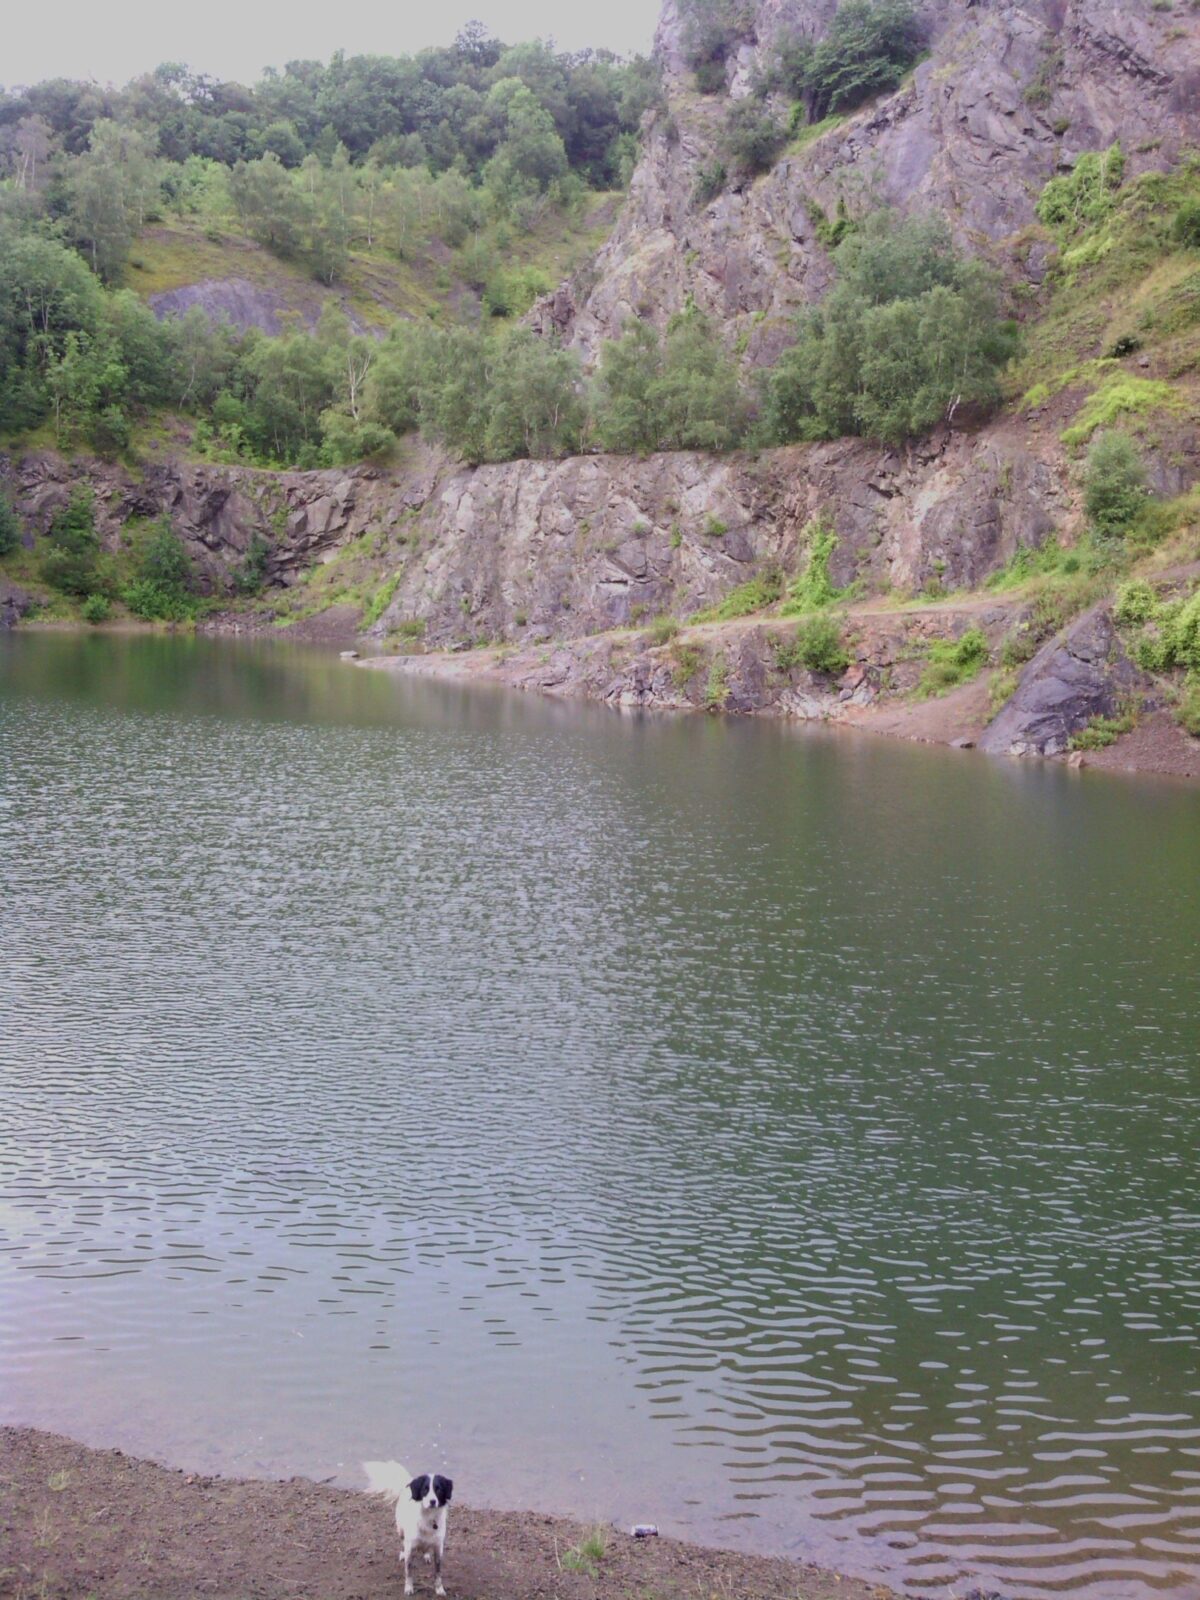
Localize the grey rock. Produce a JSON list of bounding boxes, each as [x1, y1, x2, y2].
[[979, 606, 1147, 756]]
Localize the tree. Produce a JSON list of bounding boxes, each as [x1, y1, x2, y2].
[[590, 319, 665, 453], [40, 486, 100, 596], [654, 305, 749, 451], [228, 152, 303, 254], [0, 493, 21, 556], [483, 329, 583, 459], [794, 0, 923, 121], [1084, 431, 1148, 537], [67, 120, 161, 280], [762, 211, 1016, 446]]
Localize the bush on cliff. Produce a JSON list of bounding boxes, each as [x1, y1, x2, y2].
[[0, 493, 20, 557], [761, 211, 1017, 445], [1083, 430, 1148, 538], [776, 0, 924, 122], [40, 488, 100, 598]]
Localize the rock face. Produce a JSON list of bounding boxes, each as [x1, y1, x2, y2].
[[1, 576, 34, 628], [978, 604, 1148, 755], [0, 429, 1069, 647], [148, 279, 373, 337], [534, 0, 1200, 364]]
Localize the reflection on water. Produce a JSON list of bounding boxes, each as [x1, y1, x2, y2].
[[2, 631, 1199, 1600]]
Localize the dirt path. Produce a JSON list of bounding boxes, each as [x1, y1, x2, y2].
[[1, 1429, 897, 1600]]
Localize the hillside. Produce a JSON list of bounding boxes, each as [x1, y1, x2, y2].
[[2, 0, 1200, 775]]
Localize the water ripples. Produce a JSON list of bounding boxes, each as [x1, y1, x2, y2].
[[2, 633, 1200, 1600]]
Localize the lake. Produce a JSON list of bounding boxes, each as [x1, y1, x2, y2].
[[2, 630, 1199, 1600]]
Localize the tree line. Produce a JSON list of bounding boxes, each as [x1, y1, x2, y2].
[[0, 33, 658, 185], [0, 205, 1018, 468]]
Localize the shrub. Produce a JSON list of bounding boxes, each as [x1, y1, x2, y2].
[[786, 0, 924, 123], [1113, 579, 1157, 625], [363, 574, 400, 628], [782, 518, 843, 613], [915, 626, 989, 698], [1083, 431, 1148, 536], [80, 593, 110, 624], [40, 488, 100, 598], [792, 613, 850, 674], [704, 652, 730, 708], [762, 212, 1016, 446], [123, 579, 196, 621], [1171, 200, 1200, 250], [1036, 144, 1125, 232], [694, 569, 783, 621], [1177, 681, 1200, 738], [671, 643, 702, 687], [647, 614, 680, 646], [0, 493, 20, 557], [1069, 708, 1136, 749], [721, 101, 787, 180], [233, 532, 271, 595], [123, 519, 198, 620]]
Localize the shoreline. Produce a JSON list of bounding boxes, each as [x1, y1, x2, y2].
[[1, 1426, 898, 1600]]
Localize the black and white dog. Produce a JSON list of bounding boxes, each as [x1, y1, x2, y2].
[[364, 1461, 454, 1596]]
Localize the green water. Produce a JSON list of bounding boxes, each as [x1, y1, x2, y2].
[[2, 630, 1199, 1599]]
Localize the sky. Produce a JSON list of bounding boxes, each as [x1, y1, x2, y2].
[[2, 0, 659, 90]]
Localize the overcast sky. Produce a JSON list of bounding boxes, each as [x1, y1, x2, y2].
[[3, 0, 659, 90]]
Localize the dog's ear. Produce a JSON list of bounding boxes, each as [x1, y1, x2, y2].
[[434, 1474, 453, 1505], [408, 1475, 430, 1502]]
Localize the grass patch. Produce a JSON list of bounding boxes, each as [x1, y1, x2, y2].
[[646, 614, 680, 646], [1069, 708, 1137, 749], [1060, 373, 1183, 446], [913, 626, 990, 699], [690, 568, 783, 622], [362, 573, 401, 628], [560, 1529, 608, 1578], [670, 643, 701, 689]]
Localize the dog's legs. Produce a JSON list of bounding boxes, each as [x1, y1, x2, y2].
[[433, 1542, 446, 1597], [401, 1536, 414, 1597]]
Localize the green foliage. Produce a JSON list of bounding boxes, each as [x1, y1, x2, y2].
[[790, 612, 850, 674], [1124, 583, 1200, 674], [720, 101, 787, 181], [233, 532, 271, 595], [1022, 43, 1062, 109], [80, 593, 111, 623], [1113, 578, 1157, 624], [562, 1530, 608, 1578], [122, 518, 197, 619], [0, 493, 20, 556], [1061, 375, 1181, 447], [40, 487, 100, 597], [670, 643, 701, 687], [914, 626, 989, 698], [778, 0, 923, 122], [704, 652, 731, 708], [1036, 144, 1125, 232], [1069, 709, 1136, 750], [647, 614, 680, 646], [590, 308, 749, 453], [781, 518, 843, 613], [1172, 200, 1200, 250], [680, 0, 755, 91], [362, 573, 400, 627], [692, 160, 728, 207], [1083, 430, 1149, 535], [762, 212, 1017, 445], [1177, 681, 1200, 738], [693, 569, 782, 622]]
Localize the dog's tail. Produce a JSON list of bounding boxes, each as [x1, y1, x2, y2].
[[363, 1460, 411, 1502]]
